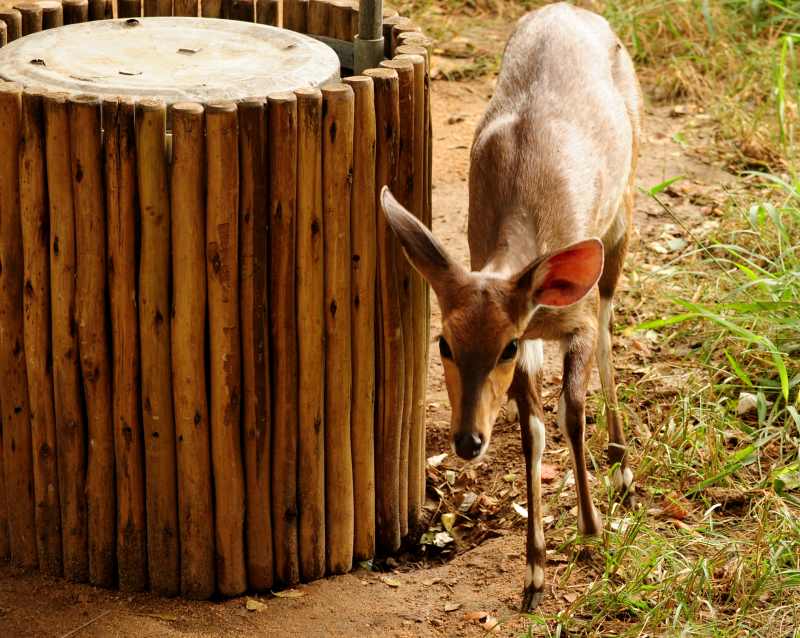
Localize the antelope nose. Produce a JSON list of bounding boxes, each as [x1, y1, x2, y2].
[[455, 432, 484, 460]]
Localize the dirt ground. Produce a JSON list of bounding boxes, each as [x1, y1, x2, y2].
[[0, 19, 736, 638]]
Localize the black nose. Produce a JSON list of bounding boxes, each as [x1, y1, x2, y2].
[[455, 432, 484, 460]]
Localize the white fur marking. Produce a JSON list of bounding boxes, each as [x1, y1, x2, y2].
[[623, 467, 634, 487], [518, 339, 544, 375], [597, 300, 614, 393], [525, 563, 533, 587], [530, 414, 545, 486], [532, 565, 545, 589]]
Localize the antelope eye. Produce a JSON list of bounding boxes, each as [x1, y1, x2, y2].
[[500, 339, 519, 362], [439, 336, 453, 360]]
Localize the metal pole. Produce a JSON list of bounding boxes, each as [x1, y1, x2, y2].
[[354, 0, 384, 73]]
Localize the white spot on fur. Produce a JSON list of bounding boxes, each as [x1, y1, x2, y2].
[[518, 339, 544, 375], [624, 467, 634, 487]]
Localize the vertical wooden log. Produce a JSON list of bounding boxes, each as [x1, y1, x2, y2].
[[88, 0, 108, 20], [0, 83, 38, 570], [0, 10, 22, 43], [322, 83, 355, 574], [206, 101, 247, 597], [143, 0, 171, 16], [382, 16, 407, 58], [171, 102, 215, 599], [20, 89, 63, 577], [283, 0, 307, 31], [363, 67, 403, 553], [62, 0, 88, 23], [201, 0, 222, 17], [15, 3, 42, 36], [136, 98, 179, 597], [395, 53, 427, 534], [307, 0, 329, 36], [173, 0, 197, 16], [294, 87, 325, 582], [40, 1, 63, 29], [229, 0, 253, 21], [104, 97, 147, 593], [255, 0, 277, 25], [330, 1, 354, 41], [0, 422, 7, 559], [118, 0, 142, 18], [268, 92, 300, 586], [380, 58, 414, 539], [69, 94, 115, 587], [343, 75, 377, 561], [239, 98, 274, 592], [44, 92, 89, 583], [392, 23, 421, 57]]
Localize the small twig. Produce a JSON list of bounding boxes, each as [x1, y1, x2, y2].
[[59, 610, 112, 638]]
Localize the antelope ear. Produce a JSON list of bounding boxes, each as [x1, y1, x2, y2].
[[380, 186, 466, 296], [514, 239, 604, 308]]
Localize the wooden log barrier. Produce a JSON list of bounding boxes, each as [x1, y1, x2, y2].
[[295, 87, 326, 583], [0, 12, 433, 595], [363, 67, 403, 554], [0, 9, 22, 43], [322, 82, 355, 574], [104, 97, 148, 593], [43, 92, 88, 582], [62, 0, 89, 24], [0, 83, 38, 571], [238, 97, 274, 592], [136, 98, 180, 597], [343, 74, 377, 562], [268, 92, 300, 586], [382, 15, 408, 58], [20, 89, 63, 577], [283, 0, 308, 32], [171, 102, 215, 599], [206, 101, 248, 597], [69, 94, 116, 587], [380, 58, 415, 538]]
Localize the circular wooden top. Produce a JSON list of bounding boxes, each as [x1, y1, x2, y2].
[[0, 17, 340, 103]]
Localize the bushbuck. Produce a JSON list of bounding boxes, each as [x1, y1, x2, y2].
[[380, 2, 642, 610]]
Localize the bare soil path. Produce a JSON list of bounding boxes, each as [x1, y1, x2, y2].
[[0, 73, 733, 638]]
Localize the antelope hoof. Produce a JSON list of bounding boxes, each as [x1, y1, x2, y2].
[[521, 585, 544, 612]]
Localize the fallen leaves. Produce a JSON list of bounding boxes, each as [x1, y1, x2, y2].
[[464, 611, 499, 631], [246, 598, 268, 612], [381, 575, 402, 588]]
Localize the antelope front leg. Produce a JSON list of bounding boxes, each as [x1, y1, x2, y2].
[[511, 340, 547, 611], [560, 329, 603, 537]]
